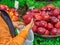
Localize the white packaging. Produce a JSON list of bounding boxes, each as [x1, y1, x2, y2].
[[14, 0, 19, 10]]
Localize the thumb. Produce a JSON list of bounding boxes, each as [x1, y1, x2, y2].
[[29, 18, 34, 26]]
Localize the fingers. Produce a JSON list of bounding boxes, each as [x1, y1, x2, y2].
[[30, 18, 34, 28], [17, 25, 25, 30], [13, 21, 24, 25], [13, 18, 34, 31], [31, 22, 34, 28], [17, 21, 25, 25], [12, 21, 25, 29], [19, 22, 25, 25], [16, 26, 20, 29], [30, 19, 34, 24], [28, 18, 34, 27]]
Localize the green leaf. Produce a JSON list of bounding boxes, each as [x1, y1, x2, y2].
[[26, 0, 35, 7], [18, 0, 26, 7]]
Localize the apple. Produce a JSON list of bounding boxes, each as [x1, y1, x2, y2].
[[14, 12, 19, 17], [0, 5, 8, 10], [41, 11, 50, 21], [41, 6, 46, 11], [57, 29, 60, 34], [35, 21, 40, 26], [50, 28, 57, 35], [46, 4, 55, 11], [12, 16, 18, 21], [39, 20, 47, 27], [50, 16, 59, 24], [52, 8, 60, 16], [10, 8, 15, 13], [55, 22, 60, 28], [46, 11, 52, 16], [47, 23, 53, 30], [32, 25, 38, 33], [44, 30, 49, 35], [34, 13, 42, 21], [57, 15, 60, 20], [22, 15, 33, 24], [31, 9, 39, 13], [43, 14, 50, 21], [26, 11, 31, 15], [37, 27, 46, 35]]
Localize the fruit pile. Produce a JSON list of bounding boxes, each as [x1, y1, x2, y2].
[[0, 4, 18, 21], [7, 8, 18, 21], [22, 4, 60, 36]]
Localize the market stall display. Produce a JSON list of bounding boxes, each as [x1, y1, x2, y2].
[[22, 4, 60, 37], [22, 4, 60, 45]]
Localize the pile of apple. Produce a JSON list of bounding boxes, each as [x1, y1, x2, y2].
[[22, 4, 60, 36], [0, 4, 18, 21], [7, 8, 18, 21]]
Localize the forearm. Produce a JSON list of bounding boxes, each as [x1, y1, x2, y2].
[[13, 30, 28, 45], [0, 30, 28, 45]]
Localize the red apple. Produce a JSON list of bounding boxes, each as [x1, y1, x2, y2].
[[0, 5, 8, 10], [57, 29, 60, 34], [55, 22, 60, 28], [26, 11, 31, 15], [22, 15, 33, 24], [35, 21, 40, 26], [50, 28, 57, 35], [6, 9, 10, 12], [44, 30, 49, 35], [34, 13, 42, 21], [31, 9, 39, 13], [33, 12, 41, 16], [50, 16, 59, 24], [10, 8, 15, 13], [46, 4, 55, 11], [39, 21, 47, 27], [46, 11, 52, 15], [4, 5, 8, 10], [52, 8, 60, 16], [57, 15, 60, 20], [22, 15, 27, 19], [43, 14, 50, 21], [37, 27, 46, 35], [32, 25, 38, 33], [14, 12, 19, 17], [12, 16, 18, 21], [40, 6, 46, 11], [41, 11, 50, 21], [47, 23, 53, 30]]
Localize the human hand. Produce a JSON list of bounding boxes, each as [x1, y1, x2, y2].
[[22, 19, 34, 31], [12, 21, 24, 29]]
